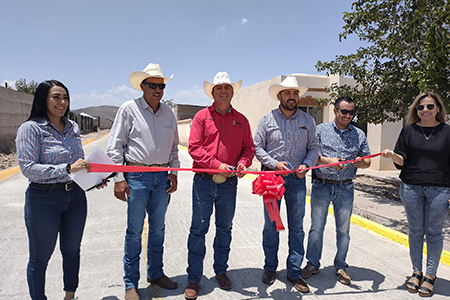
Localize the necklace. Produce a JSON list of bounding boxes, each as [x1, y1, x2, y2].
[[419, 125, 437, 140]]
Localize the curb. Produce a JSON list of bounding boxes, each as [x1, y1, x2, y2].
[[0, 166, 21, 181]]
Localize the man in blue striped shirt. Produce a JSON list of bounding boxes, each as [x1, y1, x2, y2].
[[302, 96, 371, 285], [254, 76, 319, 293]]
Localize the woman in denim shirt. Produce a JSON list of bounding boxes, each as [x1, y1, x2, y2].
[[382, 91, 450, 297], [16, 80, 93, 300]]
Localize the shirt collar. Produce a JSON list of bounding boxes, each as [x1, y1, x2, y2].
[[41, 116, 73, 133], [209, 104, 233, 115], [276, 106, 299, 120], [138, 96, 162, 114], [332, 120, 352, 133]]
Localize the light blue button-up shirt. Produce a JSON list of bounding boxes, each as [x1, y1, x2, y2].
[[16, 117, 84, 183], [254, 107, 319, 170], [314, 121, 371, 181]]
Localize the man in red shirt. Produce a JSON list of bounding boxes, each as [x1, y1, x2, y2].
[[184, 72, 254, 299]]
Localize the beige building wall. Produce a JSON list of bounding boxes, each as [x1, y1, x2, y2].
[[177, 118, 192, 145], [367, 121, 403, 170], [232, 73, 354, 134], [231, 75, 281, 134]]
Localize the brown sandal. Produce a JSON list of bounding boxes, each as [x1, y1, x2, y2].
[[418, 276, 436, 297], [406, 272, 423, 293]]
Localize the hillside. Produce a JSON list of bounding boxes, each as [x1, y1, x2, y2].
[[72, 105, 119, 121]]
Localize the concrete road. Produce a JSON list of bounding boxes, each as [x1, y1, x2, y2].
[[1, 134, 450, 299]]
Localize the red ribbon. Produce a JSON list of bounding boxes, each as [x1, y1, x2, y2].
[[252, 173, 286, 231], [88, 153, 381, 175], [88, 153, 381, 232]]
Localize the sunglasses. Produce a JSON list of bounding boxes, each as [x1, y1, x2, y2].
[[416, 104, 436, 111], [336, 108, 356, 115], [144, 82, 166, 90]]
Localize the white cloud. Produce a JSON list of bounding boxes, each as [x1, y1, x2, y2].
[[169, 88, 211, 106], [241, 18, 248, 25], [70, 85, 141, 109], [105, 84, 141, 99], [218, 26, 226, 32], [70, 84, 212, 109]]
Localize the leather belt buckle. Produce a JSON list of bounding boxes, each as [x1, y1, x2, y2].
[[65, 182, 75, 191], [212, 174, 227, 184]]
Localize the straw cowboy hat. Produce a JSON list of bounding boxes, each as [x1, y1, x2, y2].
[[203, 72, 242, 99], [268, 76, 308, 100], [129, 63, 174, 91]]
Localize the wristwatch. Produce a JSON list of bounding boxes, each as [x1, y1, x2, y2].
[[66, 163, 71, 174]]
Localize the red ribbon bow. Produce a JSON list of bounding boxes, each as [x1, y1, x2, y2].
[[252, 173, 286, 231]]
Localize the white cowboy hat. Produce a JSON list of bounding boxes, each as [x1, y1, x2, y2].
[[268, 76, 308, 100], [203, 72, 242, 99], [128, 63, 174, 91]]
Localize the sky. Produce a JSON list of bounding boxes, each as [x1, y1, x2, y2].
[[0, 0, 365, 110]]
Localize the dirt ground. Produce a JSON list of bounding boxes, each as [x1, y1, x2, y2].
[[354, 175, 401, 201], [352, 175, 450, 251], [0, 129, 110, 171]]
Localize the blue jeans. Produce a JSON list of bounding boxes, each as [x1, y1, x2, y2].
[[306, 180, 354, 270], [24, 184, 87, 300], [187, 174, 238, 283], [124, 171, 170, 290], [262, 175, 306, 279], [399, 182, 450, 276]]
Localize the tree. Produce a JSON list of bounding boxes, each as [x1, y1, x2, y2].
[[315, 0, 450, 124], [15, 78, 38, 95], [162, 98, 176, 108]]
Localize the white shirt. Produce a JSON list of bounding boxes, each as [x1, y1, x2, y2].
[[107, 97, 180, 182]]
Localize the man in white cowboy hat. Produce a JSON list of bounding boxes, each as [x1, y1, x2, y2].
[[106, 62, 180, 300], [184, 72, 254, 299], [254, 75, 319, 293], [303, 96, 370, 285]]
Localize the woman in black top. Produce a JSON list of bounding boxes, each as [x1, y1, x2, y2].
[[382, 91, 450, 297]]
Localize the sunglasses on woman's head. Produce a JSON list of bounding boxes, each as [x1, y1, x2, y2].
[[416, 104, 435, 111]]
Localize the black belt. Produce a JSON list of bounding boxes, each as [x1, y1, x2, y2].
[[314, 177, 352, 186], [200, 173, 213, 180], [30, 181, 77, 191]]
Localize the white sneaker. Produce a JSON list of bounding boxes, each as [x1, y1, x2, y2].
[[63, 297, 79, 300]]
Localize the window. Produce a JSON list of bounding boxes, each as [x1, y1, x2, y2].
[[298, 106, 322, 125]]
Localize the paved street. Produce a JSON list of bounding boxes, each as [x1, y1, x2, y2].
[[1, 135, 450, 299]]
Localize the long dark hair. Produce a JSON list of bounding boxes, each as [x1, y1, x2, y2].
[[27, 80, 70, 121]]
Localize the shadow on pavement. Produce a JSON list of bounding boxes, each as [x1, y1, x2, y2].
[[130, 265, 450, 300]]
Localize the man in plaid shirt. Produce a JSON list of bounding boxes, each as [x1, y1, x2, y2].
[[254, 76, 319, 294]]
